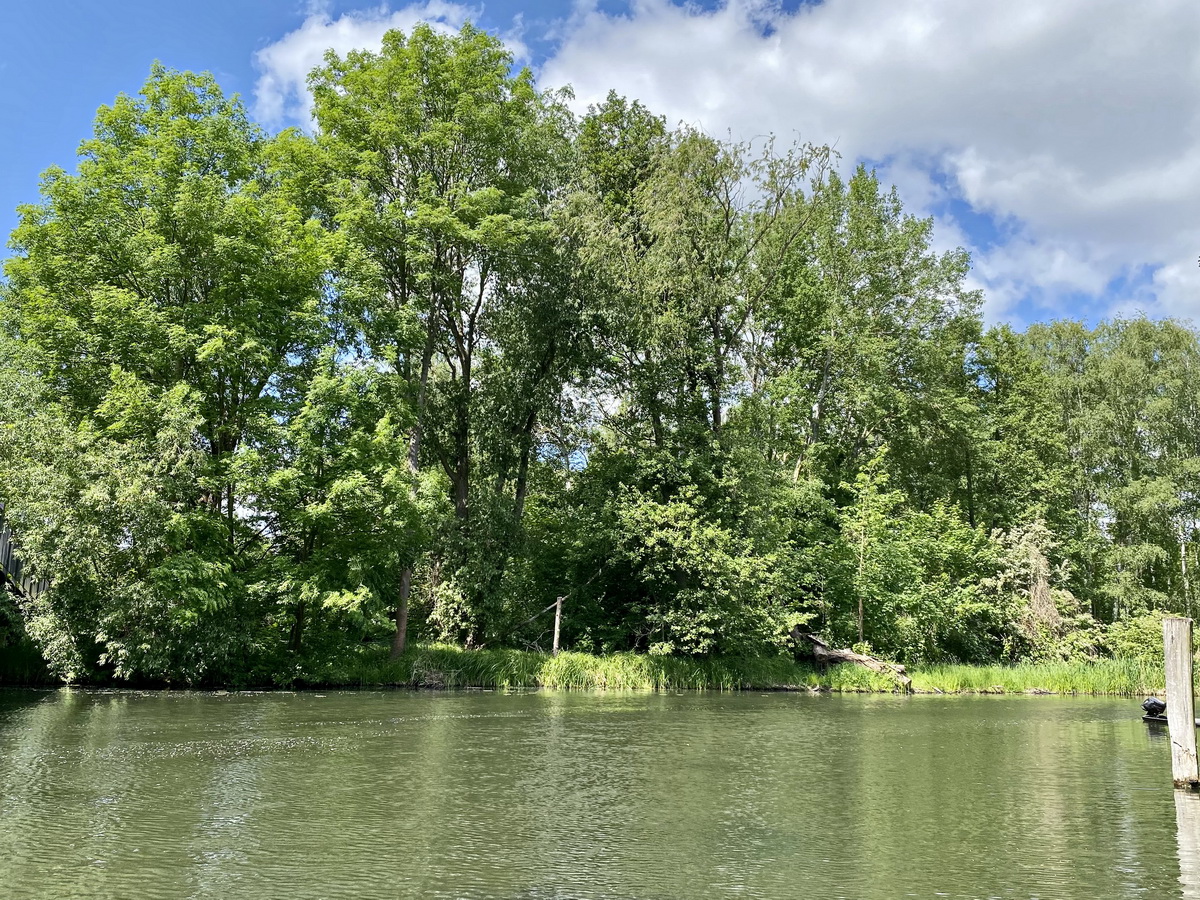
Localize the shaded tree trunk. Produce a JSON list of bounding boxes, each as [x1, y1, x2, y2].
[[392, 321, 436, 659]]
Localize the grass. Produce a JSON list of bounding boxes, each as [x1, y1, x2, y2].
[[908, 658, 1166, 696], [0, 639, 1177, 695], [319, 643, 896, 691], [317, 643, 1171, 695]]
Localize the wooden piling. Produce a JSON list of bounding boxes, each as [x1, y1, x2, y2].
[[1163, 617, 1200, 790], [552, 596, 563, 657]]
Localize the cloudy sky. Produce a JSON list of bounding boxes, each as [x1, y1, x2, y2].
[[3, 0, 1198, 327]]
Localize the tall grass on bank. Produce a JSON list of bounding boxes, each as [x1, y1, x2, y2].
[[320, 644, 1169, 695], [909, 658, 1165, 695], [325, 644, 875, 691], [0, 641, 1174, 694]]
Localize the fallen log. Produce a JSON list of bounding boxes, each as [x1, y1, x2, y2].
[[791, 629, 913, 692]]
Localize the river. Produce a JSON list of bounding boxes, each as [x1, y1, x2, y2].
[[0, 688, 1196, 899]]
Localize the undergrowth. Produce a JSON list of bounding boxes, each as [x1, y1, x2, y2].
[[312, 644, 1173, 695], [0, 639, 52, 685]]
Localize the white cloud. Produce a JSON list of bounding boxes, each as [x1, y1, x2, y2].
[[253, 0, 1200, 324], [539, 0, 1200, 324], [1150, 262, 1200, 322], [253, 2, 475, 127]]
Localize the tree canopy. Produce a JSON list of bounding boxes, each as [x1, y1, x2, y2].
[[1, 27, 1195, 684]]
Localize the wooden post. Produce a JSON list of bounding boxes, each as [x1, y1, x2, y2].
[[1163, 617, 1200, 790], [552, 596, 563, 657]]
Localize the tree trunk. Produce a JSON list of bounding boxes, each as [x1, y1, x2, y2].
[[513, 434, 534, 525], [453, 451, 470, 521], [793, 629, 912, 691], [391, 568, 412, 658], [290, 601, 305, 653], [453, 352, 472, 523], [857, 528, 867, 645], [391, 320, 436, 659], [964, 445, 976, 528], [226, 481, 236, 552]]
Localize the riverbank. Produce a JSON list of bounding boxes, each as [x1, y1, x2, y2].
[[0, 640, 1173, 694], [321, 645, 1169, 695]]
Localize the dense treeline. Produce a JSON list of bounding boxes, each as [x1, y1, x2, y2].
[[0, 26, 1190, 683]]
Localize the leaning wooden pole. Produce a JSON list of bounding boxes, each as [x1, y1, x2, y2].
[[552, 596, 563, 657], [1163, 617, 1200, 790]]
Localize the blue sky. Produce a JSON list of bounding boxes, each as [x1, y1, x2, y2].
[[4, 0, 1199, 328], [0, 1, 319, 248]]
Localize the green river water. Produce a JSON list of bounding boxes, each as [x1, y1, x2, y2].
[[1, 688, 1197, 899]]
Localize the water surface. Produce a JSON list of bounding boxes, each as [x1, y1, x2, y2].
[[0, 688, 1195, 899]]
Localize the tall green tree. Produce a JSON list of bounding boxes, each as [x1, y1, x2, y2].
[[1, 67, 333, 681], [751, 166, 981, 499], [555, 102, 835, 654], [310, 24, 580, 650], [968, 325, 1074, 532]]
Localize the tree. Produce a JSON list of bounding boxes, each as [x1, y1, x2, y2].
[[310, 24, 580, 650], [751, 166, 981, 499], [839, 449, 903, 646], [1023, 317, 1200, 622], [1, 66, 331, 681]]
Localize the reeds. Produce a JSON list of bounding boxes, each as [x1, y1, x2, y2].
[[1, 639, 1177, 693], [325, 645, 837, 692], [321, 644, 1178, 695], [909, 658, 1166, 695]]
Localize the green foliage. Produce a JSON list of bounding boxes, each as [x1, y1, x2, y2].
[[830, 450, 1002, 663], [0, 66, 405, 683], [1105, 611, 1170, 664], [603, 484, 802, 655], [328, 643, 894, 692], [3, 28, 1200, 685], [309, 24, 583, 649]]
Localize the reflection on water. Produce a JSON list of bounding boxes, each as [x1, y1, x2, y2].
[[0, 688, 1190, 899], [1180, 792, 1200, 898], [1146, 720, 1171, 741]]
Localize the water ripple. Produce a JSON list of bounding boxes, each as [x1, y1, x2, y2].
[[0, 690, 1187, 899]]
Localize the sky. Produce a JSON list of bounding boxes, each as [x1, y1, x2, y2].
[[2, 0, 1198, 328]]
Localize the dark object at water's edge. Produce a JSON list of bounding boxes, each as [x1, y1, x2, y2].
[[1141, 696, 1200, 726]]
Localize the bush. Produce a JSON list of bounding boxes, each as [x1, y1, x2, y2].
[[1105, 610, 1169, 663]]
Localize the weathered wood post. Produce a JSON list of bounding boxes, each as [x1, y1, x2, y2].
[[552, 596, 563, 657], [1163, 617, 1200, 790]]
